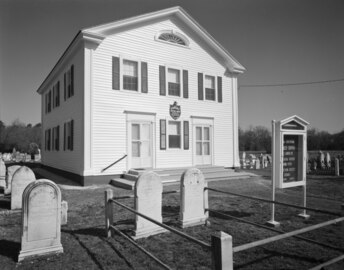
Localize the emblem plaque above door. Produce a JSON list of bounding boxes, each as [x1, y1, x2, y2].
[[170, 101, 181, 120]]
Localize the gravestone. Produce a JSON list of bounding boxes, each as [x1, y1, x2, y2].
[[134, 171, 165, 239], [11, 166, 36, 210], [61, 200, 68, 225], [179, 168, 208, 228], [255, 158, 261, 170], [5, 165, 21, 195], [318, 151, 325, 169], [242, 152, 246, 168], [0, 158, 6, 189], [325, 152, 331, 168], [335, 158, 339, 176], [18, 179, 63, 261]]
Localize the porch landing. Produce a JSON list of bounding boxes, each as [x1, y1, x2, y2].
[[110, 166, 255, 190]]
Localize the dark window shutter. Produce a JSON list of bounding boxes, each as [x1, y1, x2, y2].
[[57, 81, 60, 106], [198, 73, 204, 100], [71, 65, 74, 96], [141, 62, 148, 93], [52, 127, 55, 150], [183, 121, 189, 150], [64, 123, 66, 151], [48, 129, 51, 151], [45, 94, 47, 114], [52, 87, 55, 109], [159, 66, 166, 96], [160, 119, 166, 150], [112, 57, 120, 90], [57, 125, 60, 151], [71, 120, 74, 151], [64, 73, 66, 100], [183, 70, 188, 98], [217, 76, 222, 103]]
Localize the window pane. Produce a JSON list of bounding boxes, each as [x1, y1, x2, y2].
[[123, 60, 138, 76], [141, 141, 150, 157], [169, 135, 180, 148], [132, 124, 140, 140], [205, 75, 215, 88], [168, 82, 180, 96], [196, 127, 202, 141], [205, 88, 215, 100], [169, 122, 180, 135], [123, 76, 138, 90], [204, 127, 210, 140], [203, 142, 210, 155], [196, 142, 202, 155], [168, 68, 180, 83], [132, 142, 140, 157]]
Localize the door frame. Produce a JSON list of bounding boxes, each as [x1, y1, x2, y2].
[[125, 111, 156, 170], [191, 116, 214, 166]]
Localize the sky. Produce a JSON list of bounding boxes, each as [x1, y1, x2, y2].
[[0, 0, 343, 134]]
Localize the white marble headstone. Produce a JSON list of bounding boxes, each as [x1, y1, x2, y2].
[[11, 166, 36, 210], [18, 179, 63, 261], [5, 165, 21, 195], [134, 171, 165, 239], [179, 168, 208, 228], [0, 158, 6, 189]]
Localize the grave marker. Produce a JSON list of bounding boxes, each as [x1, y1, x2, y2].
[[134, 171, 165, 239], [5, 165, 21, 195], [179, 168, 208, 228], [18, 179, 63, 261], [11, 166, 36, 210], [0, 158, 6, 189]]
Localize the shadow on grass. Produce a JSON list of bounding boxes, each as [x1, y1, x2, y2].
[[0, 240, 20, 261], [209, 210, 252, 219], [162, 205, 179, 218], [62, 226, 134, 269], [0, 198, 10, 210]]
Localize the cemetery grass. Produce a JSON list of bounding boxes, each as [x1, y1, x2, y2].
[[0, 171, 343, 269]]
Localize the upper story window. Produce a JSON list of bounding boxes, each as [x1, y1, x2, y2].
[[168, 68, 180, 96], [52, 81, 60, 108], [156, 30, 189, 47], [123, 60, 138, 91], [205, 75, 215, 101], [64, 65, 74, 100]]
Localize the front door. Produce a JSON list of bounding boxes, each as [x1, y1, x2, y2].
[[195, 125, 212, 165], [130, 122, 152, 169]]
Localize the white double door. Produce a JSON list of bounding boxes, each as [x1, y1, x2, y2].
[[195, 125, 212, 165], [130, 122, 152, 169]]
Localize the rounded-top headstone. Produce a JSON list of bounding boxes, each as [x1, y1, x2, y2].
[[181, 168, 205, 187], [5, 165, 21, 194], [11, 166, 36, 210], [135, 171, 162, 197]]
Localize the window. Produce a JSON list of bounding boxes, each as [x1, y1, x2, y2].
[[52, 126, 60, 151], [64, 120, 74, 151], [46, 91, 52, 113], [168, 68, 180, 96], [168, 121, 181, 148], [205, 75, 215, 101], [123, 60, 138, 91], [156, 31, 189, 47], [112, 57, 148, 93], [45, 129, 51, 151], [64, 65, 74, 100], [52, 81, 60, 108]]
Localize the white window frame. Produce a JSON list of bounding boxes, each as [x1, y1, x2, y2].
[[167, 120, 182, 150], [164, 64, 184, 98], [119, 55, 143, 92], [204, 75, 216, 101]]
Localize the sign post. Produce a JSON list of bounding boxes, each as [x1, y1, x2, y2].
[[267, 115, 310, 226]]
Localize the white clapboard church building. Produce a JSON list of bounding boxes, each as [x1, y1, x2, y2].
[[37, 7, 246, 186]]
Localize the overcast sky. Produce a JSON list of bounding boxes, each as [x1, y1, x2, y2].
[[0, 0, 343, 133]]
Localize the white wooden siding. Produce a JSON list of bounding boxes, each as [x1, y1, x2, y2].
[[41, 48, 85, 175], [89, 19, 235, 175]]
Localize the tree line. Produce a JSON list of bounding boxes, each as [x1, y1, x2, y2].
[[239, 126, 344, 152], [0, 120, 41, 153], [0, 120, 343, 153]]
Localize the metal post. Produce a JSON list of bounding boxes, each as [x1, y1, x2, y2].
[[298, 184, 310, 219], [211, 231, 233, 270], [105, 189, 114, 237], [266, 120, 280, 227]]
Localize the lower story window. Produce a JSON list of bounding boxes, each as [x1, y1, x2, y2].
[[168, 121, 181, 148]]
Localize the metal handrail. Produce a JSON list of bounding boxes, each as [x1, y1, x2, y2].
[[205, 187, 341, 216], [101, 154, 127, 173], [109, 198, 211, 249]]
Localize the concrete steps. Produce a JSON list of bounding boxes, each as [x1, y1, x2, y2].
[[110, 166, 252, 190]]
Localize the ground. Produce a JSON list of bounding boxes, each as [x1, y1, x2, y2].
[[0, 167, 343, 270]]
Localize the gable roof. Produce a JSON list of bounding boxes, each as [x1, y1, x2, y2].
[[279, 115, 310, 127], [82, 6, 245, 73], [37, 6, 245, 94]]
